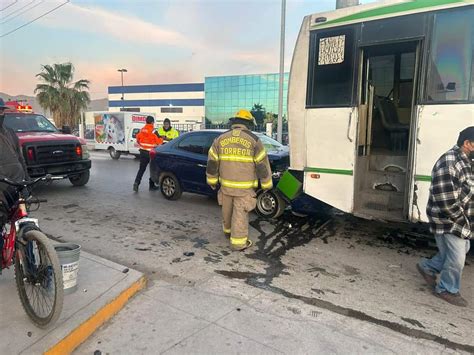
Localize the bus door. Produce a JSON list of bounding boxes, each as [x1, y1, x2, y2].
[[355, 41, 421, 221], [304, 27, 359, 213]]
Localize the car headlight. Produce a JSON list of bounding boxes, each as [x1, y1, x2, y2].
[[81, 144, 90, 160]]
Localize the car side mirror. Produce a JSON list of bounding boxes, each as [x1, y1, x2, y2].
[[61, 125, 72, 134]]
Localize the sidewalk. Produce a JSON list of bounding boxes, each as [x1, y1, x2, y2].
[[0, 250, 145, 354], [77, 276, 464, 354]]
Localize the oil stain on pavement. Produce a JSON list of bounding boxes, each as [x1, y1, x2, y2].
[[215, 210, 474, 353]]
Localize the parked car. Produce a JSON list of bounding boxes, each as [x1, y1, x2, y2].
[[149, 130, 289, 218]]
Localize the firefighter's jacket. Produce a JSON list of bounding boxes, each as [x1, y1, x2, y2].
[[206, 124, 273, 197], [136, 124, 163, 151]]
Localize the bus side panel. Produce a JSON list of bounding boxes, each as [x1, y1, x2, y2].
[[288, 16, 311, 171], [410, 104, 474, 222], [304, 107, 357, 213]]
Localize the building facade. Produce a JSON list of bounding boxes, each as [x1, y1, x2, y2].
[[204, 73, 289, 125], [108, 83, 205, 125]]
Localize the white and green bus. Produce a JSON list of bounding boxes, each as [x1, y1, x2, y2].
[[281, 0, 474, 222]]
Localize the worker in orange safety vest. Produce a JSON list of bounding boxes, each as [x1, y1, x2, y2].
[[133, 115, 163, 192]]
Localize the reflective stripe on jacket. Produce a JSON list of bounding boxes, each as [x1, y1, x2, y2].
[[136, 124, 163, 151], [206, 124, 273, 197], [158, 127, 179, 141]]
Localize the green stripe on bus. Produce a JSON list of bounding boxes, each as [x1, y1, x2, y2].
[[305, 167, 353, 176], [415, 175, 432, 182], [312, 0, 466, 28]]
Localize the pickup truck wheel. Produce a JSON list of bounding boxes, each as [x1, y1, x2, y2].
[[109, 147, 121, 160], [160, 173, 182, 200], [255, 189, 286, 219], [69, 171, 90, 186]]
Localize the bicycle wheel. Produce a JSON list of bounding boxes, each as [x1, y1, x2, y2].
[[14, 230, 64, 328]]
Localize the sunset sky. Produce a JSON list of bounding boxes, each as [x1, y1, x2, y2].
[[0, 0, 376, 99]]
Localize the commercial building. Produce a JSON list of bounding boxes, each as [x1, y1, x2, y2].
[[106, 73, 289, 127], [108, 83, 204, 125], [204, 73, 289, 125]]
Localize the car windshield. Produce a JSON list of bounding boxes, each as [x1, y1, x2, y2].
[[5, 113, 57, 133], [258, 134, 284, 151]]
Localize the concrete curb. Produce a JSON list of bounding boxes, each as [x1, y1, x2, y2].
[[45, 275, 147, 354]]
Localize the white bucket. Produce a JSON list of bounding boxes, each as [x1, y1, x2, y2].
[[54, 243, 81, 294]]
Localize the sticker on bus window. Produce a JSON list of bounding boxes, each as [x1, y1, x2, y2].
[[318, 35, 345, 65]]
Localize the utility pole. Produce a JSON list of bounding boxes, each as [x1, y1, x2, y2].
[[336, 0, 359, 9], [277, 0, 286, 144], [117, 68, 128, 109]]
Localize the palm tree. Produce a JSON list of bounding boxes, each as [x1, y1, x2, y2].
[[35, 63, 90, 128]]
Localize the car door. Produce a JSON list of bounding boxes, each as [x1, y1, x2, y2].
[[174, 133, 215, 193]]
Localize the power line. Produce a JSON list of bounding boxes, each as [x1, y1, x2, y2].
[[0, 1, 69, 38], [1, 0, 43, 25], [2, 0, 35, 20], [0, 0, 18, 12]]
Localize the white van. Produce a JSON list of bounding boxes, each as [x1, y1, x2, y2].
[[93, 112, 156, 159]]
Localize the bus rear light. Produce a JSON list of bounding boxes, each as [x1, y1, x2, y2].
[[310, 174, 320, 179]]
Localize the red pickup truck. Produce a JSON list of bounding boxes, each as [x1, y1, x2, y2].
[[4, 101, 91, 186]]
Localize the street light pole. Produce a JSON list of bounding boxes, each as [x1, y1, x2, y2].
[[277, 0, 286, 144], [117, 68, 128, 109], [336, 0, 359, 9]]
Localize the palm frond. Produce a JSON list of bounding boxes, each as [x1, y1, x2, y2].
[[35, 62, 90, 128]]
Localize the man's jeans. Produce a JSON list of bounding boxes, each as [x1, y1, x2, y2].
[[419, 234, 470, 294]]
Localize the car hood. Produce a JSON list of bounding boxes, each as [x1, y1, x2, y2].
[[267, 145, 289, 159], [267, 147, 289, 172], [16, 132, 84, 144]]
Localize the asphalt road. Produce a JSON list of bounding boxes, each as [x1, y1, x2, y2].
[[30, 151, 473, 354]]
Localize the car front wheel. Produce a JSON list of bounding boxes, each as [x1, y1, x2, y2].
[[69, 170, 90, 186], [255, 189, 286, 219], [160, 173, 182, 200]]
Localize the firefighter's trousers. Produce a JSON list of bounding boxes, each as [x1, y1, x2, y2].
[[219, 191, 257, 250]]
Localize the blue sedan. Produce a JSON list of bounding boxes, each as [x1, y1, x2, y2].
[[149, 130, 289, 218]]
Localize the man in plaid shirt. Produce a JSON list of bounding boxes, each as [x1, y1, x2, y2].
[[417, 127, 474, 307]]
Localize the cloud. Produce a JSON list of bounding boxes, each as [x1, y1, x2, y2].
[[0, 0, 319, 98], [38, 2, 197, 49]]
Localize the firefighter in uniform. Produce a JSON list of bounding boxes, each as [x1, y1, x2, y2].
[[133, 116, 163, 192], [158, 118, 179, 142], [206, 109, 273, 251]]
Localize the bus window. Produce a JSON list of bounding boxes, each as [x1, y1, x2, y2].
[[425, 8, 474, 103], [306, 27, 355, 107]]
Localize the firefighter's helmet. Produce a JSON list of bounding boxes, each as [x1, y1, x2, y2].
[[233, 109, 256, 125]]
